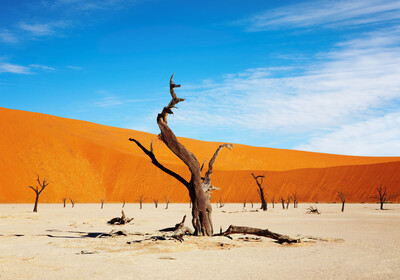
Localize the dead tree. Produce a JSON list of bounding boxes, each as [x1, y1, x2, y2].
[[69, 198, 76, 208], [153, 199, 159, 208], [338, 191, 346, 212], [164, 196, 171, 209], [108, 210, 133, 225], [280, 197, 285, 209], [219, 197, 225, 208], [292, 193, 299, 208], [101, 199, 105, 209], [306, 206, 320, 214], [27, 175, 49, 212], [272, 195, 275, 208], [371, 185, 388, 210], [139, 195, 145, 209], [62, 198, 66, 208], [250, 201, 254, 208], [250, 173, 267, 211], [243, 198, 246, 208], [286, 195, 291, 209], [122, 199, 126, 208], [129, 74, 232, 236]]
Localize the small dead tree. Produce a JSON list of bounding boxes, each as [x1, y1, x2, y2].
[[371, 185, 388, 210], [306, 206, 320, 214], [153, 199, 159, 208], [164, 196, 171, 209], [219, 197, 225, 208], [243, 198, 246, 208], [292, 193, 299, 208], [338, 191, 346, 212], [250, 201, 254, 208], [129, 74, 233, 236], [286, 195, 291, 209], [280, 197, 285, 209], [69, 198, 76, 208], [250, 172, 267, 211], [27, 175, 49, 213], [108, 210, 133, 225], [272, 195, 275, 208], [122, 199, 126, 208], [62, 198, 66, 208], [101, 199, 105, 209], [139, 195, 145, 209]]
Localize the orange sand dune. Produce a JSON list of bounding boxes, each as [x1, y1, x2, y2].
[[0, 107, 399, 203]]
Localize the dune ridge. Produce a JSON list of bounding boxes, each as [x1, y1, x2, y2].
[[0, 107, 399, 203]]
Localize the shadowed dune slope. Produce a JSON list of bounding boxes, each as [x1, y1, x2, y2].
[[0, 107, 399, 203]]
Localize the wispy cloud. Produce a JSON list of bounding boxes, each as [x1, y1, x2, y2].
[[0, 63, 31, 74], [295, 112, 400, 156], [0, 29, 19, 43], [173, 27, 400, 155], [66, 66, 82, 70], [94, 96, 124, 108], [18, 21, 68, 37], [244, 0, 400, 31], [50, 0, 133, 11], [29, 64, 56, 71]]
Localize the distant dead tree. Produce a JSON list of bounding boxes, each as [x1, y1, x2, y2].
[[280, 197, 285, 209], [292, 193, 299, 208], [306, 206, 320, 214], [153, 199, 159, 208], [371, 185, 388, 210], [69, 198, 76, 208], [243, 198, 246, 208], [101, 199, 105, 209], [286, 195, 291, 209], [27, 175, 49, 213], [62, 198, 66, 208], [122, 199, 126, 208], [139, 195, 145, 209], [250, 172, 267, 211], [250, 201, 254, 208], [164, 196, 171, 209], [338, 191, 346, 212], [129, 75, 233, 236], [272, 195, 275, 208], [219, 197, 225, 208]]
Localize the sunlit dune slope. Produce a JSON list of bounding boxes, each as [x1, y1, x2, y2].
[[0, 107, 399, 203]]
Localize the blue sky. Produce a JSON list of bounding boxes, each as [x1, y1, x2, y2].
[[1, 0, 400, 156]]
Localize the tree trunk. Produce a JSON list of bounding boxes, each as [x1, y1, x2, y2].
[[341, 202, 345, 212], [130, 75, 232, 236], [33, 194, 39, 212]]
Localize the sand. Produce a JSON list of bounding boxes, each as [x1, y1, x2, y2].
[[1, 203, 399, 279], [1, 107, 400, 204]]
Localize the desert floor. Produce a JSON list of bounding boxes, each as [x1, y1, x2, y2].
[[0, 203, 399, 280]]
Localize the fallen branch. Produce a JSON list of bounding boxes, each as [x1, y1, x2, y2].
[[107, 210, 134, 225], [216, 225, 300, 244]]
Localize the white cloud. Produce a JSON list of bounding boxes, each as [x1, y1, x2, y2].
[[94, 96, 123, 108], [0, 63, 31, 74], [0, 30, 18, 43], [29, 64, 56, 71], [66, 66, 82, 70], [295, 112, 400, 156], [245, 0, 400, 31], [172, 27, 400, 155], [18, 21, 68, 37]]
